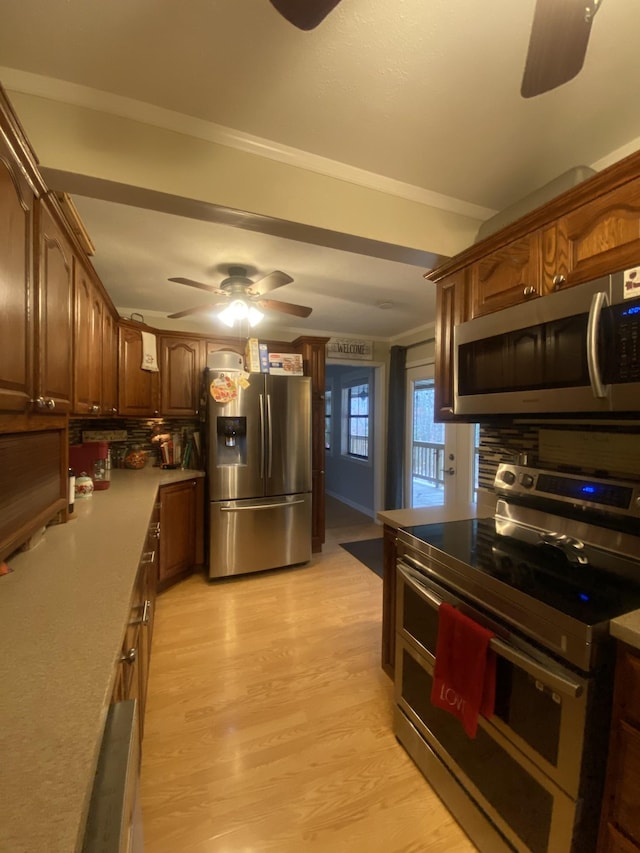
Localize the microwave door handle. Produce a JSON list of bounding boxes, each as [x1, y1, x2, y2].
[[259, 394, 265, 479], [587, 291, 610, 398]]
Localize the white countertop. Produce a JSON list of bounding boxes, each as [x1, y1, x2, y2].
[[377, 490, 495, 529], [0, 466, 204, 853]]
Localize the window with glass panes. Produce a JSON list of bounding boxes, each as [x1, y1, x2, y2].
[[347, 382, 369, 458], [324, 388, 332, 451]]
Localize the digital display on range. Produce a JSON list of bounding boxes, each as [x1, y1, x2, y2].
[[536, 474, 632, 509]]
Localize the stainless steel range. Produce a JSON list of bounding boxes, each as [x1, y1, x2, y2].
[[394, 463, 640, 853]]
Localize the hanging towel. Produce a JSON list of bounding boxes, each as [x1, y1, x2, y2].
[[430, 603, 496, 739], [140, 331, 159, 372]]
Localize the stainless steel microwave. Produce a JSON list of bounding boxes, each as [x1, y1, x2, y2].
[[454, 271, 640, 416]]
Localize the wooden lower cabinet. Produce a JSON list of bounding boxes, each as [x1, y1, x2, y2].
[[381, 524, 397, 678], [598, 643, 640, 852], [158, 477, 204, 592], [112, 503, 158, 741]]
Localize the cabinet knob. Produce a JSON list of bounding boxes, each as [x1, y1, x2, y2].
[[552, 274, 566, 290], [120, 647, 137, 664], [91, 404, 100, 414], [153, 410, 160, 416], [30, 396, 46, 410], [522, 285, 537, 298]]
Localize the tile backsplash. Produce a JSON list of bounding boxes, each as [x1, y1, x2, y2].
[[69, 417, 202, 468], [479, 421, 640, 491]]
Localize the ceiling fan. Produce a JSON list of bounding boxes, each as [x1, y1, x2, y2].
[[269, 0, 604, 99], [167, 266, 312, 327]]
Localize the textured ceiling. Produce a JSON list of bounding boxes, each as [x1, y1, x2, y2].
[[1, 0, 639, 339]]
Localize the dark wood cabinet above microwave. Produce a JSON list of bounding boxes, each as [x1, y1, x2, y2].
[[429, 148, 640, 423]]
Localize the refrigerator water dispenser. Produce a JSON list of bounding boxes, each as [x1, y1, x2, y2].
[[216, 416, 246, 464]]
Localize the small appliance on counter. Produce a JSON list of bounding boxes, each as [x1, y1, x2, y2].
[[69, 442, 111, 490]]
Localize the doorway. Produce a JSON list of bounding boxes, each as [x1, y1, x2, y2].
[[405, 364, 478, 509]]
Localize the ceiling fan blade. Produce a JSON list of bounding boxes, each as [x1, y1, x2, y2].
[[521, 0, 601, 98], [258, 298, 312, 318], [168, 276, 224, 295], [249, 270, 294, 297], [167, 303, 224, 319], [269, 0, 341, 30]]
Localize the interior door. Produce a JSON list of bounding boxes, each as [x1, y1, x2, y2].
[[405, 364, 476, 509]]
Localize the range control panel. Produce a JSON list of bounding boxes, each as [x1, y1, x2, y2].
[[495, 464, 640, 518]]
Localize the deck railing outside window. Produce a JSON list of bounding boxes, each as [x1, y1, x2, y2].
[[412, 440, 445, 487]]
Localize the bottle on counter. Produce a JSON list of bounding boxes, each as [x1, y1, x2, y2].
[[68, 468, 75, 514]]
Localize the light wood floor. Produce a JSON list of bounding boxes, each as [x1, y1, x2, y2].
[[140, 508, 477, 852]]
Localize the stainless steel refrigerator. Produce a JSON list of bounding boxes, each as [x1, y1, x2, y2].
[[205, 370, 312, 578]]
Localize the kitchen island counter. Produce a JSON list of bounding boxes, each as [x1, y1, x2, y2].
[[0, 466, 204, 853], [377, 490, 494, 529], [610, 610, 640, 652]]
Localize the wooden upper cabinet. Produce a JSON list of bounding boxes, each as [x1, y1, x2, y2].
[[72, 257, 103, 415], [160, 335, 204, 417], [102, 307, 118, 416], [118, 323, 160, 417], [560, 177, 640, 286], [434, 272, 470, 422], [33, 197, 73, 414], [470, 232, 541, 318], [0, 136, 36, 414]]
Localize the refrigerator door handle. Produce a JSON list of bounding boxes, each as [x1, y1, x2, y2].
[[266, 393, 273, 478], [258, 393, 265, 479], [221, 499, 306, 512]]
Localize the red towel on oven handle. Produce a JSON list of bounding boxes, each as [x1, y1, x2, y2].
[[430, 602, 496, 739]]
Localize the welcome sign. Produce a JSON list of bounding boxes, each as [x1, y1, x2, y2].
[[326, 338, 373, 361]]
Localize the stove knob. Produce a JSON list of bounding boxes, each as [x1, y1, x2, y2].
[[521, 473, 535, 488], [501, 470, 516, 485]]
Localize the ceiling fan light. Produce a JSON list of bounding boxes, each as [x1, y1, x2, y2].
[[220, 299, 249, 326], [248, 306, 264, 326]]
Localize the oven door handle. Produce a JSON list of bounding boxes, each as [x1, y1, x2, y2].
[[398, 562, 584, 699]]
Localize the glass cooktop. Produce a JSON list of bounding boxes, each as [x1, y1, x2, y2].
[[402, 517, 640, 627]]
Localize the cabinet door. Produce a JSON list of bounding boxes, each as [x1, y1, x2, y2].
[[434, 272, 470, 422], [295, 337, 328, 551], [598, 644, 640, 853], [608, 721, 640, 846], [34, 198, 73, 414], [561, 178, 640, 285], [600, 823, 640, 853], [102, 307, 118, 416], [160, 336, 203, 416], [118, 324, 160, 416], [158, 478, 201, 591], [470, 232, 541, 317], [0, 140, 35, 413], [72, 258, 103, 415]]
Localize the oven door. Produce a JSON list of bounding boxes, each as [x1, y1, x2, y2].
[[396, 560, 589, 796], [394, 560, 606, 853]]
